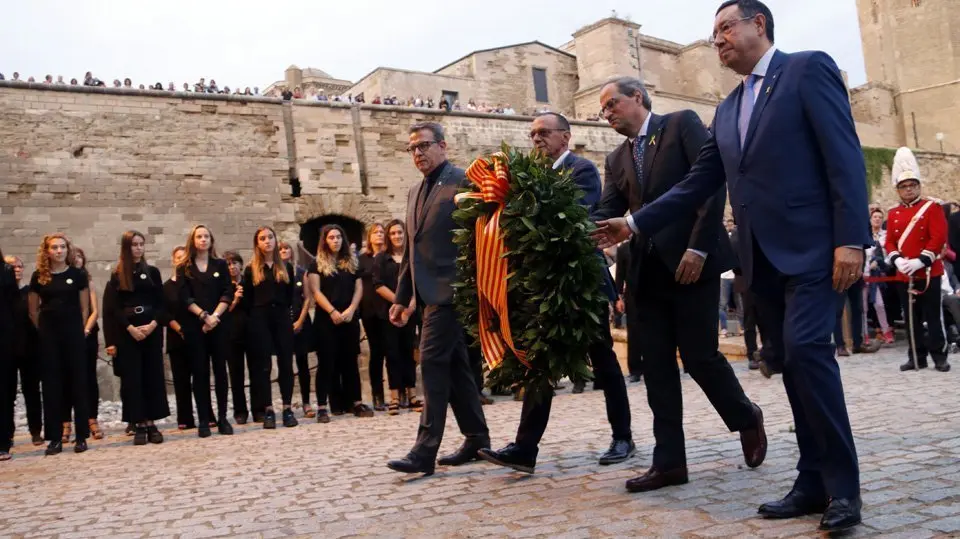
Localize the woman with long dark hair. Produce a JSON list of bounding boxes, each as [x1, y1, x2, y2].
[[308, 224, 374, 422], [280, 241, 315, 418], [359, 223, 388, 410], [70, 247, 104, 441], [241, 227, 299, 429], [176, 225, 234, 437], [0, 248, 21, 461], [29, 233, 91, 455], [102, 231, 170, 445], [3, 254, 43, 447], [374, 220, 420, 414], [224, 250, 258, 424]]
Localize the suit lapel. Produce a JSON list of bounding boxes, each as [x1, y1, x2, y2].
[[640, 114, 664, 203], [415, 162, 451, 237], [742, 50, 786, 157]]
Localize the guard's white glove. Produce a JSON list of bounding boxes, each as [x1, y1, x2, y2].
[[894, 257, 910, 274], [903, 258, 926, 276]]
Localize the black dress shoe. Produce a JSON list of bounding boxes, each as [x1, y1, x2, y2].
[[31, 433, 44, 446], [598, 439, 636, 465], [74, 440, 88, 453], [218, 420, 234, 435], [759, 361, 782, 378], [263, 411, 277, 429], [234, 413, 249, 425], [198, 426, 212, 438], [628, 373, 642, 383], [134, 426, 148, 446], [147, 426, 163, 444], [252, 412, 265, 424], [819, 497, 862, 532], [934, 358, 951, 372], [45, 441, 63, 456], [282, 409, 298, 427], [387, 454, 435, 475], [901, 359, 928, 371], [740, 403, 767, 468], [437, 439, 491, 466], [625, 466, 688, 492], [316, 409, 331, 423], [477, 444, 537, 474], [758, 488, 828, 518]]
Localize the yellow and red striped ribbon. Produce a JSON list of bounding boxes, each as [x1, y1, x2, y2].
[[455, 154, 529, 370]]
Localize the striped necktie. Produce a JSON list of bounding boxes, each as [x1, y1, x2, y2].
[[632, 135, 645, 188]]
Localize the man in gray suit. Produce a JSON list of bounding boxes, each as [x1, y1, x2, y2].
[[386, 122, 491, 476]]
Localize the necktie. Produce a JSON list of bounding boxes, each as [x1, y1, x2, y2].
[[416, 176, 436, 221], [631, 135, 646, 189], [739, 74, 758, 148]]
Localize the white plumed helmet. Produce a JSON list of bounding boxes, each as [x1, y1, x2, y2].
[[891, 146, 921, 187]]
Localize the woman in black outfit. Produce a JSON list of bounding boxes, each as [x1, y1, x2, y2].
[[70, 247, 104, 441], [308, 224, 374, 422], [28, 233, 91, 455], [224, 251, 258, 424], [4, 255, 43, 447], [373, 220, 420, 414], [176, 225, 234, 438], [280, 241, 314, 418], [359, 223, 388, 410], [241, 227, 299, 429], [0, 248, 21, 461], [102, 231, 170, 445]]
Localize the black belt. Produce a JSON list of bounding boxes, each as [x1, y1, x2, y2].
[[123, 305, 153, 316]]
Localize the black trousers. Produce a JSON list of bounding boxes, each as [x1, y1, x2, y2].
[[0, 333, 13, 452], [467, 338, 484, 393], [65, 332, 100, 421], [624, 286, 644, 377], [6, 346, 42, 437], [184, 322, 230, 424], [515, 305, 631, 452], [635, 254, 755, 470], [226, 337, 251, 418], [118, 329, 170, 423], [897, 278, 948, 364], [248, 305, 296, 407], [382, 318, 417, 391], [410, 304, 489, 460], [168, 346, 199, 426], [741, 288, 761, 356], [363, 316, 388, 402], [39, 318, 89, 442], [314, 316, 360, 411], [294, 317, 313, 405]]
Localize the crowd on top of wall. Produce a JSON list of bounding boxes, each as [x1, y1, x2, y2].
[[0, 71, 262, 97]]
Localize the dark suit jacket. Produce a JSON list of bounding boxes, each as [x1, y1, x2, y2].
[[396, 161, 468, 307], [595, 111, 734, 277], [630, 50, 870, 285], [559, 151, 618, 302], [948, 210, 960, 256]]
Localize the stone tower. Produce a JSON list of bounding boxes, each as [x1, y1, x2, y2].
[[856, 0, 960, 152], [569, 17, 643, 118]]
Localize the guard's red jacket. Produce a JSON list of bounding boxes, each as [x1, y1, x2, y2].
[[885, 197, 947, 281]]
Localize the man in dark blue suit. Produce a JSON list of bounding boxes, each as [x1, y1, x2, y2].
[[476, 112, 635, 473], [593, 0, 866, 533]]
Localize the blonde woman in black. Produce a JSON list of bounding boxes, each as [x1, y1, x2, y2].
[[28, 233, 91, 455], [70, 247, 104, 441], [279, 241, 314, 418], [241, 227, 298, 429], [102, 231, 169, 445], [374, 220, 421, 414], [308, 224, 374, 421], [359, 223, 388, 411], [176, 225, 234, 437]]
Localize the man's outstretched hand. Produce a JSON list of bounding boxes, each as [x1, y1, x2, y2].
[[592, 217, 633, 249]]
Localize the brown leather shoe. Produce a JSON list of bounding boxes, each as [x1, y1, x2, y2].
[[625, 466, 689, 492], [740, 403, 767, 468]]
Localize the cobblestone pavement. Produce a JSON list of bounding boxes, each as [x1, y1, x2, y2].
[[2, 345, 958, 538]]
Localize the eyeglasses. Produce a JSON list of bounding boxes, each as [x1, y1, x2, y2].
[[528, 128, 568, 139], [711, 16, 754, 42], [405, 140, 438, 154], [600, 96, 622, 116]]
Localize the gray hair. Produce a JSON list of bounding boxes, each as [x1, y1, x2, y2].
[[603, 76, 652, 111], [534, 112, 571, 131], [409, 122, 445, 142]]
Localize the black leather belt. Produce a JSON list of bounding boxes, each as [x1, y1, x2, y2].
[[123, 305, 151, 316]]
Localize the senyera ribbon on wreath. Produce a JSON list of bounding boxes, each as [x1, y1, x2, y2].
[[454, 154, 530, 370]]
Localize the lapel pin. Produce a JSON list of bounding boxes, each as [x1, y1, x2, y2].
[[649, 135, 657, 147], [765, 86, 772, 95], [66, 278, 74, 285]]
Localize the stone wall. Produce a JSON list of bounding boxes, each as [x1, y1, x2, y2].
[[849, 82, 904, 148], [867, 151, 960, 209]]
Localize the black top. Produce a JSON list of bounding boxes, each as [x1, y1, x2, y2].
[[29, 266, 88, 322], [291, 266, 308, 322], [102, 265, 166, 347], [176, 258, 232, 315], [307, 260, 359, 313], [0, 264, 19, 334], [358, 253, 381, 318], [240, 262, 296, 309], [372, 252, 402, 320], [163, 279, 186, 351]]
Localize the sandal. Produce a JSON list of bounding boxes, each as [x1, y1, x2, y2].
[[62, 422, 72, 443], [387, 401, 400, 416], [89, 419, 104, 440], [408, 397, 424, 412], [303, 404, 316, 419]]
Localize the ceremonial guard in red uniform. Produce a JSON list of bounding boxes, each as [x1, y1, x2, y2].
[[884, 147, 950, 372]]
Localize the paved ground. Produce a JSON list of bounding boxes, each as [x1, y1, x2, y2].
[[2, 344, 958, 538]]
